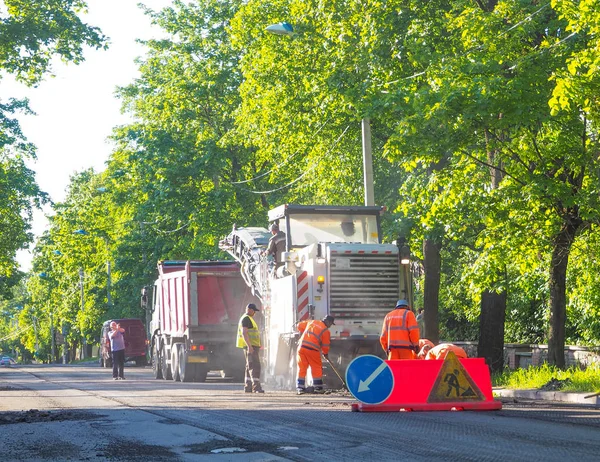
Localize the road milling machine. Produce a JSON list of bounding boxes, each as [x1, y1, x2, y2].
[[219, 204, 413, 389]]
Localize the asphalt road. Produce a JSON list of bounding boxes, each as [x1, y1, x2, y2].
[[1, 364, 600, 461]]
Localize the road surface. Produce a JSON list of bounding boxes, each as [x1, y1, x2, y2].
[[1, 364, 600, 461]]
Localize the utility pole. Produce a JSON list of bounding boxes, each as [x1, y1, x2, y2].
[[362, 118, 375, 206], [107, 260, 112, 307], [79, 267, 86, 359], [62, 323, 68, 364], [50, 308, 55, 363], [33, 316, 39, 361]]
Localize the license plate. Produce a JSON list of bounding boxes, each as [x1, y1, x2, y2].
[[188, 356, 208, 363]]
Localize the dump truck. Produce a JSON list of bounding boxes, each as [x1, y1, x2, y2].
[[146, 260, 261, 382], [219, 204, 413, 389]]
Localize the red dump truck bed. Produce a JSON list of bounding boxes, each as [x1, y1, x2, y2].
[[150, 260, 261, 382], [157, 260, 254, 335]]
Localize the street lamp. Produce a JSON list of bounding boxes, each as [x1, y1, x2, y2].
[[266, 21, 376, 206], [79, 267, 86, 359], [38, 272, 55, 363], [266, 22, 295, 36]]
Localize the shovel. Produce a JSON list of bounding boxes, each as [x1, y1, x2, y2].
[[324, 355, 348, 390]]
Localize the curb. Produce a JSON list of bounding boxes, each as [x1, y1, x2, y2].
[[494, 388, 600, 408]]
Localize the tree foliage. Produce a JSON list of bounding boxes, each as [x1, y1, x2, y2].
[[0, 0, 106, 301], [0, 0, 107, 85], [8, 0, 600, 365]]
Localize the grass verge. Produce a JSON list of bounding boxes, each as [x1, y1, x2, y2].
[[492, 364, 600, 393]]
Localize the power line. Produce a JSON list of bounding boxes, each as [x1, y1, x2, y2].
[[238, 124, 351, 194], [380, 2, 554, 88], [230, 118, 331, 185], [0, 325, 32, 342]]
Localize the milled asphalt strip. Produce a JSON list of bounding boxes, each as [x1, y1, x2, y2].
[[1, 368, 294, 461]]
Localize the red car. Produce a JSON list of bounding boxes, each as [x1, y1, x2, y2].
[[1, 356, 16, 367], [99, 319, 148, 367]]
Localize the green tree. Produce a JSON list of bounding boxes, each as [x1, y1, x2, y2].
[[1, 0, 106, 296], [0, 0, 107, 85]]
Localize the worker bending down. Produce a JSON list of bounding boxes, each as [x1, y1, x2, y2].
[[296, 315, 335, 394], [418, 340, 468, 360], [380, 299, 420, 359]]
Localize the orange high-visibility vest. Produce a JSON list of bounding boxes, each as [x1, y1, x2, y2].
[[380, 308, 419, 353], [425, 343, 467, 360], [297, 320, 331, 355]]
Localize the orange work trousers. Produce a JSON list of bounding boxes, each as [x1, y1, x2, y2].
[[297, 347, 323, 380], [388, 348, 416, 360]]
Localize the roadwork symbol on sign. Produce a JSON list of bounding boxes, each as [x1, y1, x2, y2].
[[346, 355, 394, 405], [427, 351, 485, 402]]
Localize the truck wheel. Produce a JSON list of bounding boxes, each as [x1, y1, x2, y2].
[[179, 347, 193, 382], [161, 344, 172, 380], [194, 364, 208, 382], [152, 343, 163, 379], [171, 345, 181, 382]]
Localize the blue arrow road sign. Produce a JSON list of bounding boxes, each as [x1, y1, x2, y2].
[[345, 355, 394, 405]]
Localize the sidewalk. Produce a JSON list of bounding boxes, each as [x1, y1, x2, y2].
[[494, 387, 600, 407]]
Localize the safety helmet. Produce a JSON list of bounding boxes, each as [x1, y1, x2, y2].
[[322, 315, 335, 326], [419, 339, 434, 349], [417, 339, 434, 359], [395, 299, 409, 308]]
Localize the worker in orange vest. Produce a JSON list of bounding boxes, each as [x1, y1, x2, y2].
[[380, 299, 420, 360], [418, 342, 468, 360], [296, 315, 335, 395]]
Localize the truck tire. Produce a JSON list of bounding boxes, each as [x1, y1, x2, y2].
[[171, 345, 181, 382], [152, 343, 163, 379], [193, 364, 208, 382], [178, 347, 193, 382], [161, 344, 172, 380]]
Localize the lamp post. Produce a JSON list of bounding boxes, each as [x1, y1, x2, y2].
[[395, 237, 413, 308], [79, 267, 86, 359], [39, 272, 55, 363], [266, 22, 376, 206]]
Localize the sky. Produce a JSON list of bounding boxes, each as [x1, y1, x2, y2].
[[2, 0, 172, 271]]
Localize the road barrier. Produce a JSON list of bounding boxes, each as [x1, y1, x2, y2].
[[346, 352, 502, 412]]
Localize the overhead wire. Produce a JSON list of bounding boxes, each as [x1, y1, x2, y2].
[[230, 117, 331, 185], [238, 124, 351, 194], [379, 2, 555, 88], [0, 325, 32, 342]]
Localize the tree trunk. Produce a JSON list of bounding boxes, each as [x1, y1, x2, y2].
[[477, 290, 506, 372], [548, 218, 581, 368], [478, 129, 507, 372], [423, 238, 441, 344]]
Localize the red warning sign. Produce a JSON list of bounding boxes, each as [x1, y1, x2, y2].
[[350, 353, 502, 412], [427, 351, 485, 402]]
